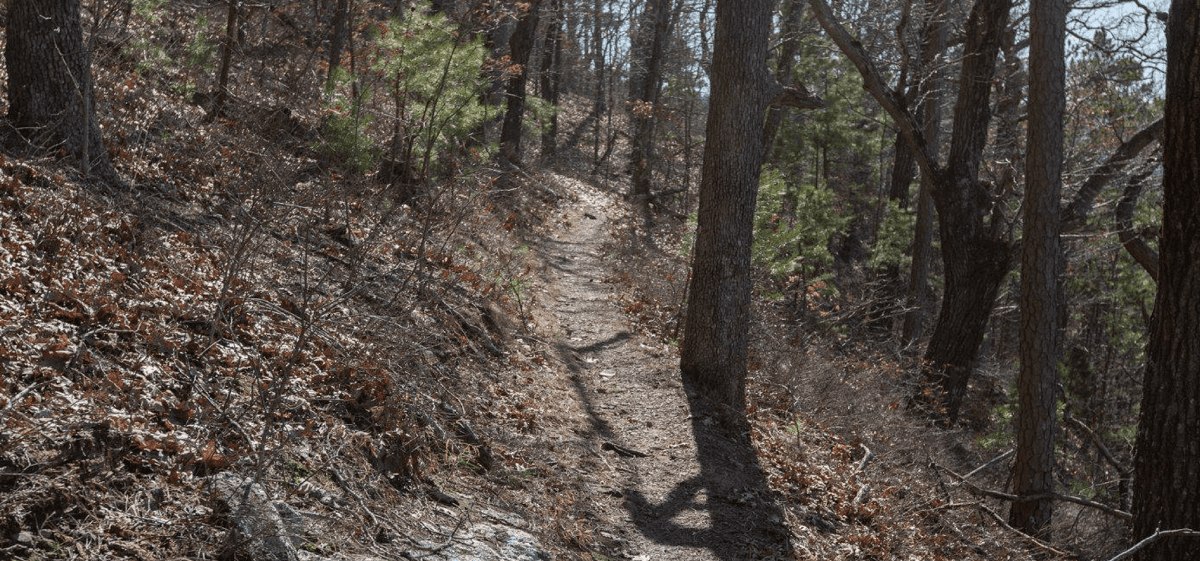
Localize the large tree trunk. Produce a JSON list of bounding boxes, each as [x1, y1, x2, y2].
[[1009, 0, 1066, 537], [6, 0, 115, 181], [919, 203, 1011, 417], [1131, 3, 1200, 559], [916, 0, 1013, 422], [680, 0, 777, 412], [628, 0, 673, 214], [499, 1, 542, 164]]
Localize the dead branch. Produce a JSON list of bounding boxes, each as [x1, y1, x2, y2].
[[1063, 416, 1130, 477], [944, 465, 1132, 520], [1106, 528, 1200, 561], [1115, 161, 1161, 281], [807, 0, 940, 183], [963, 449, 1013, 480], [976, 503, 1071, 557]]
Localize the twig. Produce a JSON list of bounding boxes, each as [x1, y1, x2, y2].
[[963, 449, 1013, 480], [976, 503, 1070, 557], [1107, 528, 1200, 561], [602, 441, 648, 458], [944, 465, 1132, 520], [1064, 416, 1130, 476], [854, 443, 873, 474]]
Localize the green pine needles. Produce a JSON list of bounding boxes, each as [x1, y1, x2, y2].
[[319, 4, 496, 177], [752, 168, 847, 288]]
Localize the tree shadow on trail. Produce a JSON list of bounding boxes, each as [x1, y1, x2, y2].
[[622, 385, 792, 560], [555, 332, 634, 439]]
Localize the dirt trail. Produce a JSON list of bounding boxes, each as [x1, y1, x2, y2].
[[529, 174, 791, 560]]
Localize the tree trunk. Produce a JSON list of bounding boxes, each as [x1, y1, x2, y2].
[[499, 1, 542, 164], [213, 0, 242, 118], [681, 0, 776, 412], [919, 207, 1010, 417], [1131, 3, 1200, 559], [6, 0, 115, 181], [917, 0, 1013, 422], [628, 0, 673, 214], [539, 0, 563, 155], [1009, 0, 1066, 537], [326, 0, 349, 89], [589, 0, 606, 163], [761, 0, 805, 155]]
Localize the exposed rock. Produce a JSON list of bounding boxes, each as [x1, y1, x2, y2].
[[208, 472, 301, 561]]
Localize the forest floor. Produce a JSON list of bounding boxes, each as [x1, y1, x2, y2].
[[0, 0, 1130, 553]]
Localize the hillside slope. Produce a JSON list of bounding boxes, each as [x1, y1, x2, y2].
[[0, 1, 1095, 558]]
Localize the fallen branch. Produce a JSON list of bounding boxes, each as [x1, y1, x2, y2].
[[602, 441, 648, 458], [963, 449, 1013, 480], [1063, 416, 1130, 477], [1107, 528, 1200, 561], [944, 465, 1132, 520], [976, 503, 1070, 557]]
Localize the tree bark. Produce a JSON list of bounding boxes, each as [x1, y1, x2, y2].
[[6, 0, 116, 181], [761, 0, 805, 155], [1131, 4, 1200, 554], [628, 0, 673, 214], [681, 0, 777, 412], [539, 0, 563, 155], [213, 0, 242, 118], [326, 0, 349, 89], [499, 1, 542, 165], [1009, 0, 1066, 538], [810, 0, 1014, 422]]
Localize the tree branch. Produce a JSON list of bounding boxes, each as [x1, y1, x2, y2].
[[807, 0, 941, 183], [1062, 118, 1164, 231], [1115, 161, 1161, 282], [943, 464, 1133, 520], [1107, 528, 1200, 561], [1063, 415, 1130, 477], [769, 80, 826, 110], [975, 503, 1071, 557]]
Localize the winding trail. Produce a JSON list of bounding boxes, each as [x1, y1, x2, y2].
[[529, 174, 791, 560]]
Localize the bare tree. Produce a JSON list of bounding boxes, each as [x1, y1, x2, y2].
[[809, 0, 1014, 421], [500, 0, 544, 164], [628, 0, 674, 215]]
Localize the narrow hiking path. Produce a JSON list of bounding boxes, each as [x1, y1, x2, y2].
[[527, 173, 792, 560]]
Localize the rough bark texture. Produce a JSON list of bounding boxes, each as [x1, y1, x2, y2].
[[499, 1, 542, 164], [1131, 2, 1200, 558], [900, 0, 948, 349], [810, 0, 1012, 422], [918, 0, 1013, 421], [1009, 0, 1066, 537], [6, 0, 115, 180], [680, 0, 776, 412]]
